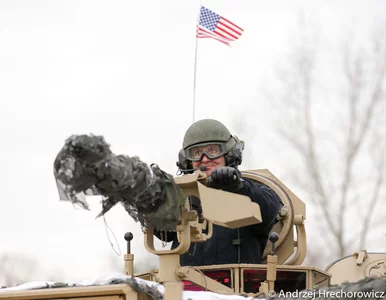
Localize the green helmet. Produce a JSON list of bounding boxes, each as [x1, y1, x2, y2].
[[177, 119, 244, 173]]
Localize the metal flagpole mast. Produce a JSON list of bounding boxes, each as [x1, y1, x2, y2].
[[192, 35, 199, 123], [192, 4, 201, 123]]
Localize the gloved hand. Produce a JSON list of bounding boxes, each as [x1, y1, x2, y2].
[[207, 166, 243, 192]]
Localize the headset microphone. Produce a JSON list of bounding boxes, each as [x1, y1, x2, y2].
[[177, 165, 207, 174]]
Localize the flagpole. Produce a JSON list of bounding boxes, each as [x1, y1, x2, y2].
[[192, 35, 199, 123], [192, 3, 202, 124]]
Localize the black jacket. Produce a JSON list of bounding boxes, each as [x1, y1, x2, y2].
[[154, 178, 282, 266]]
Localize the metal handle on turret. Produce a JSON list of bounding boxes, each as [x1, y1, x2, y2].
[[124, 232, 134, 254], [269, 232, 279, 255], [266, 232, 279, 293], [124, 232, 134, 276]]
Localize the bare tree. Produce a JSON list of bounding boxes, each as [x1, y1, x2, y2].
[[266, 19, 386, 266]]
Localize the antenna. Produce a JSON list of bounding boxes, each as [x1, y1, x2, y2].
[[192, 37, 198, 123], [192, 4, 202, 123]]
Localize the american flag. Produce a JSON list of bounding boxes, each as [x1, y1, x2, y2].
[[196, 6, 244, 46]]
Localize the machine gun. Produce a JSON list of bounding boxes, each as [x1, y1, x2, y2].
[[50, 134, 323, 297]]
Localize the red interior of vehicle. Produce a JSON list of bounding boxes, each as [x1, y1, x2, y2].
[[183, 270, 232, 291], [183, 269, 306, 293]]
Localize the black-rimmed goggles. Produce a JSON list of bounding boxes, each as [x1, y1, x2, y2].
[[185, 142, 227, 161]]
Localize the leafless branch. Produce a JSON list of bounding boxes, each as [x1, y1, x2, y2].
[[268, 19, 386, 265], [336, 42, 365, 256], [359, 134, 386, 248]]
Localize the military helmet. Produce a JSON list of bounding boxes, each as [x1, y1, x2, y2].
[[177, 119, 244, 173]]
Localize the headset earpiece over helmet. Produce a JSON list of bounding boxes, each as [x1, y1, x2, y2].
[[177, 119, 244, 173]]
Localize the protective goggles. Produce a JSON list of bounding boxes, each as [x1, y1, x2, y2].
[[185, 142, 227, 161]]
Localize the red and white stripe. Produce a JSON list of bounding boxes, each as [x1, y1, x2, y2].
[[196, 26, 233, 46], [213, 17, 244, 42]]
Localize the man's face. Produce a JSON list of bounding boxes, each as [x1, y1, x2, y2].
[[192, 154, 226, 176]]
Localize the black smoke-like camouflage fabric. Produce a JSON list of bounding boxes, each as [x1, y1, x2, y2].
[[53, 134, 185, 231]]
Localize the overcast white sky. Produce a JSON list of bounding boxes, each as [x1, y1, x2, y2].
[[1, 0, 385, 285]]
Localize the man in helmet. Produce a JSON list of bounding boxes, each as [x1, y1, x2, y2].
[[155, 119, 282, 266]]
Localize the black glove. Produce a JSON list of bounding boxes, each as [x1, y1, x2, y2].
[[207, 166, 243, 192]]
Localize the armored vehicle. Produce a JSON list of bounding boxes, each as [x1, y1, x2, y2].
[[0, 169, 385, 300]]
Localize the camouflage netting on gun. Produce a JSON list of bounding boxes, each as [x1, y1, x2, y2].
[[53, 134, 185, 231]]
